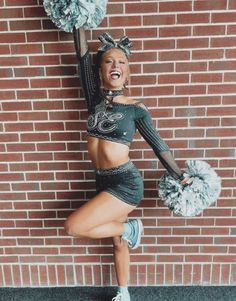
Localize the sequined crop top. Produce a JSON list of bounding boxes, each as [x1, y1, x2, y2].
[[79, 51, 183, 180]]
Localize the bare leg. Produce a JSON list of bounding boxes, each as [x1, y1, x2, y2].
[[112, 215, 130, 286], [64, 191, 135, 238]]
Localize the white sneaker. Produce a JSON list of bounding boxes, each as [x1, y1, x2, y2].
[[112, 291, 131, 301]]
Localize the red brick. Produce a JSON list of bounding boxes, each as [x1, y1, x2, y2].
[[14, 67, 44, 77], [2, 101, 31, 111], [10, 20, 41, 31], [177, 13, 210, 24], [0, 133, 18, 142], [0, 8, 23, 18], [159, 1, 192, 12], [175, 85, 206, 95], [29, 55, 60, 66], [209, 84, 236, 94], [48, 266, 57, 286], [192, 73, 222, 83], [126, 2, 157, 13], [27, 31, 58, 42], [126, 28, 157, 39], [11, 44, 42, 55], [0, 21, 8, 31], [222, 95, 236, 104], [194, 0, 227, 10], [190, 118, 220, 127], [221, 264, 230, 285], [107, 3, 123, 14], [183, 264, 192, 285], [158, 97, 188, 107], [45, 43, 75, 55], [192, 49, 224, 60], [229, 0, 236, 9], [193, 264, 202, 284], [176, 62, 207, 72], [0, 45, 10, 54], [0, 68, 13, 78], [30, 78, 60, 88], [212, 12, 236, 23], [159, 74, 189, 84], [6, 0, 35, 4], [144, 86, 174, 96], [159, 51, 190, 61], [144, 39, 175, 50], [177, 38, 209, 49], [5, 123, 34, 132], [212, 37, 236, 48], [110, 16, 141, 27], [144, 15, 175, 26], [0, 79, 29, 89], [0, 33, 25, 43], [144, 62, 174, 74], [160, 26, 191, 37], [227, 25, 236, 35], [221, 117, 236, 126], [194, 25, 225, 36], [17, 90, 47, 99]]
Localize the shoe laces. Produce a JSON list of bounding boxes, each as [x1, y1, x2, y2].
[[112, 292, 122, 301]]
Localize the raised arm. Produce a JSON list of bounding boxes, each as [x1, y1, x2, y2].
[[73, 28, 88, 58], [73, 28, 99, 113]]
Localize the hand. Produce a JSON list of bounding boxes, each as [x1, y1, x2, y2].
[[180, 176, 193, 186]]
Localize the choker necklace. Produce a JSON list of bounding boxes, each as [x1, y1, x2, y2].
[[102, 89, 124, 107]]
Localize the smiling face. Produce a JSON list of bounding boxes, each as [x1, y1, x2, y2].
[[99, 48, 130, 90]]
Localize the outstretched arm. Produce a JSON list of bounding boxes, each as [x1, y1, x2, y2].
[[135, 104, 189, 182]]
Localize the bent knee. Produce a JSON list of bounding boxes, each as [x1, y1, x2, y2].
[[64, 218, 84, 237]]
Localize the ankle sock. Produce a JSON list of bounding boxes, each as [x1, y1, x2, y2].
[[118, 286, 129, 294]]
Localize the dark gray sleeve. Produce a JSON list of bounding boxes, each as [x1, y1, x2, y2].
[[79, 51, 100, 113], [135, 105, 183, 180]]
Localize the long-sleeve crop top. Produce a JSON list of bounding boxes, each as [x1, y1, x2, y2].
[[79, 50, 183, 180]]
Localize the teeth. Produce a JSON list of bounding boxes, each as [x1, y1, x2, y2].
[[110, 71, 121, 79], [111, 71, 121, 76]]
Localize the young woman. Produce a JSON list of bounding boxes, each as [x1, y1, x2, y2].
[[64, 28, 190, 301]]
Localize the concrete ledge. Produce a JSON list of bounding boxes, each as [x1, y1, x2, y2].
[[1, 286, 236, 301]]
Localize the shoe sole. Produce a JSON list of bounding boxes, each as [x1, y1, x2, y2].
[[131, 219, 143, 249]]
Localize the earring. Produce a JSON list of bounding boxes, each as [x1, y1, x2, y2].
[[123, 79, 129, 90]]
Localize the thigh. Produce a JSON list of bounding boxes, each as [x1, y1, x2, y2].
[[65, 191, 135, 234]]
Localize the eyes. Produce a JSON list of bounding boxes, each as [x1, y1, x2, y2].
[[104, 59, 126, 65]]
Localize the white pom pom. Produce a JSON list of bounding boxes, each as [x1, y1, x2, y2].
[[43, 0, 108, 32], [158, 160, 221, 217]]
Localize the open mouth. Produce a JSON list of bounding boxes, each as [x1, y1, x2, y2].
[[110, 71, 121, 80]]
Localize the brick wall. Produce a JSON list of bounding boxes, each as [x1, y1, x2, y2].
[[0, 0, 236, 287]]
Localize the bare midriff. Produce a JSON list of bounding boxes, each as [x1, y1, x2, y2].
[[87, 136, 130, 169]]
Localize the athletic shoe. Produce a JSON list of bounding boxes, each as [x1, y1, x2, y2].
[[122, 219, 143, 249], [112, 291, 131, 301]]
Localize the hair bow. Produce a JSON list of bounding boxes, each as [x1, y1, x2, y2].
[[98, 32, 132, 56]]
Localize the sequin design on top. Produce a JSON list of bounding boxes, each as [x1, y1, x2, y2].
[[87, 102, 125, 134]]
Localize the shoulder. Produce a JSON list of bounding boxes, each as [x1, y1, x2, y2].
[[125, 97, 148, 109], [131, 100, 151, 121]]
